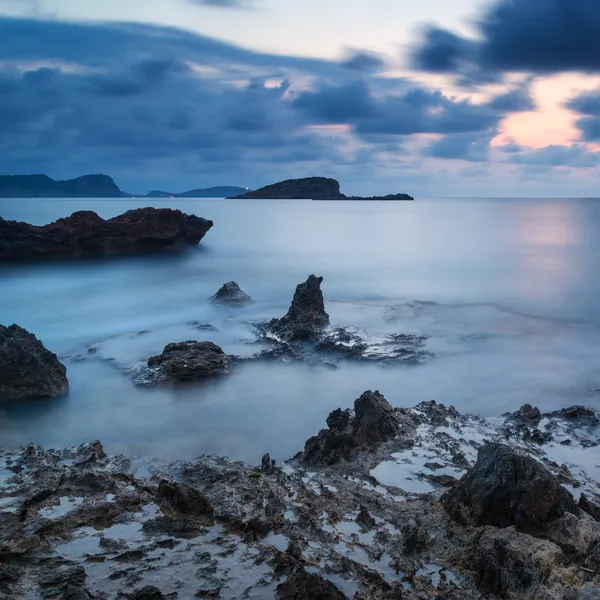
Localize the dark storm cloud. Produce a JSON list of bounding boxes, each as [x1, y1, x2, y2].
[[340, 50, 386, 73], [412, 0, 600, 81], [566, 89, 600, 141], [425, 132, 494, 162], [507, 144, 600, 167]]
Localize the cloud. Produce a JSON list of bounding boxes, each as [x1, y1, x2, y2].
[[566, 88, 600, 141], [340, 49, 386, 73], [187, 0, 255, 7], [425, 132, 495, 162], [412, 0, 600, 81], [506, 144, 600, 167]]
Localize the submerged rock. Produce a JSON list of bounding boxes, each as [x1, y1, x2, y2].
[[143, 341, 231, 384], [267, 275, 330, 341], [0, 324, 68, 399], [210, 281, 252, 306], [302, 390, 413, 466], [0, 207, 213, 261], [442, 442, 575, 530]]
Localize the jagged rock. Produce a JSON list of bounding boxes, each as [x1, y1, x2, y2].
[[315, 328, 367, 357], [157, 480, 213, 518], [127, 587, 168, 600], [0, 207, 213, 261], [356, 505, 377, 530], [546, 406, 600, 427], [267, 275, 330, 341], [145, 341, 231, 384], [546, 511, 599, 555], [0, 324, 68, 399], [210, 282, 252, 306], [472, 528, 563, 596], [580, 494, 600, 522], [276, 568, 346, 600], [442, 443, 575, 530], [302, 390, 411, 466], [415, 400, 460, 427], [510, 404, 542, 428], [261, 453, 276, 474]]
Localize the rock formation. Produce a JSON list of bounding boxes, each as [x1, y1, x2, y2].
[[302, 390, 411, 466], [144, 341, 231, 384], [266, 275, 330, 341], [441, 442, 575, 530], [231, 176, 414, 200], [0, 324, 68, 398], [0, 207, 213, 261], [210, 281, 252, 306]]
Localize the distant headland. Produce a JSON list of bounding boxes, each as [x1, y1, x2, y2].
[[0, 175, 247, 199], [0, 174, 413, 200], [231, 177, 414, 200]]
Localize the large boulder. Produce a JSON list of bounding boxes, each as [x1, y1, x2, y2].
[[210, 281, 252, 306], [302, 390, 410, 466], [146, 341, 230, 384], [267, 275, 330, 341], [442, 443, 575, 530], [0, 207, 213, 261], [0, 324, 68, 399]]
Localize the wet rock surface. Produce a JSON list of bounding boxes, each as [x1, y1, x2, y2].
[[1, 399, 599, 599], [0, 324, 68, 399], [210, 282, 252, 306], [0, 207, 213, 261], [442, 442, 575, 530], [266, 275, 330, 342], [257, 276, 433, 367], [140, 341, 232, 385]]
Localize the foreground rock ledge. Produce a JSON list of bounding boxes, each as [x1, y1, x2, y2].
[[0, 207, 213, 261], [0, 324, 68, 399], [1, 399, 599, 599]]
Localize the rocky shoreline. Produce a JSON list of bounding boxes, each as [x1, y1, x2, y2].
[[1, 395, 599, 599]]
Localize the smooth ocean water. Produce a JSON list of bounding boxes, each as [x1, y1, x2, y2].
[[2, 197, 600, 463]]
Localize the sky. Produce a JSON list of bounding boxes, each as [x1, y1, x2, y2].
[[2, 0, 600, 196]]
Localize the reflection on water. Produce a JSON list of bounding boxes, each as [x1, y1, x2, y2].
[[2, 197, 600, 463]]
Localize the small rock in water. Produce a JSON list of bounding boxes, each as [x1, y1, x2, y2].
[[442, 442, 575, 530], [0, 324, 69, 399], [143, 341, 231, 384], [210, 281, 252, 306], [267, 274, 330, 341], [356, 505, 377, 530]]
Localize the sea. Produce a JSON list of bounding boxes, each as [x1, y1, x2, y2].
[[2, 197, 600, 464]]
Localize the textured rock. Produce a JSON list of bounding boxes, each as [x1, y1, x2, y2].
[[210, 281, 251, 306], [547, 406, 600, 427], [276, 568, 346, 599], [146, 341, 230, 384], [0, 207, 213, 261], [580, 493, 600, 522], [472, 527, 563, 596], [302, 390, 408, 466], [0, 324, 68, 399], [442, 443, 575, 530], [157, 480, 213, 518], [546, 511, 599, 555], [267, 275, 330, 341]]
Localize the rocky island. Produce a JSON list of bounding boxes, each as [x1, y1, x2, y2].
[[148, 186, 248, 198], [231, 177, 414, 201], [0, 207, 213, 262]]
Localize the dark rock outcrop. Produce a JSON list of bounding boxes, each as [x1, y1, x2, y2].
[[0, 207, 213, 262], [442, 443, 575, 530], [267, 275, 330, 341], [233, 177, 342, 200], [231, 176, 414, 201], [580, 493, 600, 522], [276, 568, 346, 600], [157, 480, 213, 518], [302, 390, 407, 466], [0, 174, 123, 198], [146, 341, 231, 384], [504, 403, 551, 444], [0, 324, 68, 399], [546, 406, 600, 427], [210, 281, 252, 306]]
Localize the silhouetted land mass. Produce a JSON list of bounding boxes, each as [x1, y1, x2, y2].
[[148, 186, 247, 198], [0, 174, 125, 198], [231, 177, 413, 200]]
